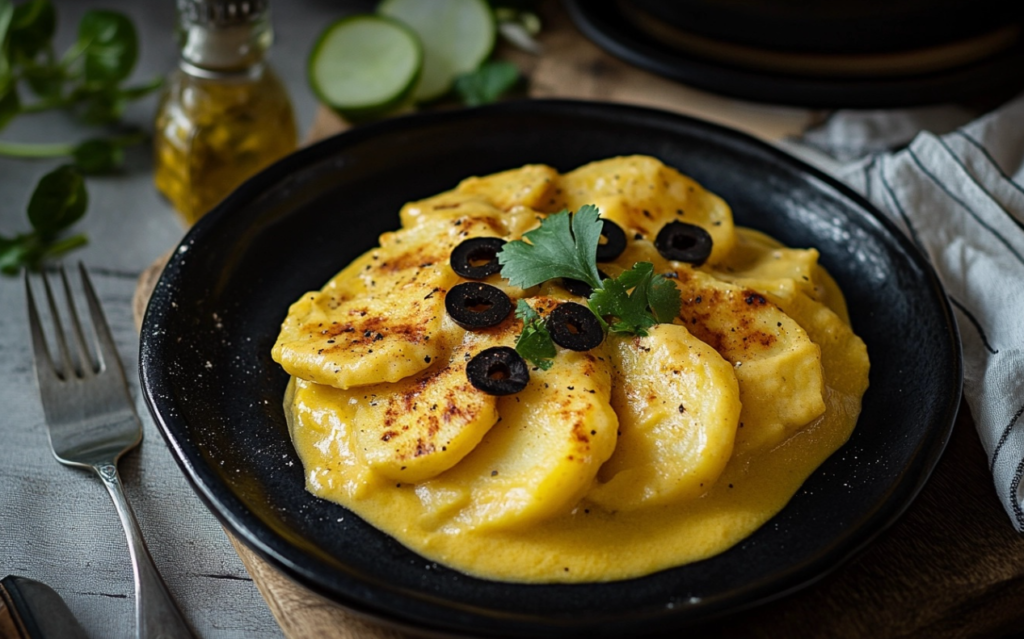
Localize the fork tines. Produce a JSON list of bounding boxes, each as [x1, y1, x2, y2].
[[25, 264, 117, 382]]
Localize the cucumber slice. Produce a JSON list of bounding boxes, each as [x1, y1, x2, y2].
[[308, 15, 422, 119], [378, 0, 494, 103]]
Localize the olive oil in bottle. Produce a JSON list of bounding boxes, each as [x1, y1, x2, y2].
[[154, 0, 297, 226]]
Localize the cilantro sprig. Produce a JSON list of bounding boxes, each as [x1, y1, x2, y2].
[[0, 0, 160, 274], [498, 205, 682, 366], [590, 262, 681, 335], [498, 203, 604, 289], [513, 300, 555, 370]]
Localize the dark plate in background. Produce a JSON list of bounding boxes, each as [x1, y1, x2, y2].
[[140, 100, 961, 638], [564, 0, 1024, 108]]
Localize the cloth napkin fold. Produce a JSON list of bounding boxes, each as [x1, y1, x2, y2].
[[796, 93, 1024, 531]]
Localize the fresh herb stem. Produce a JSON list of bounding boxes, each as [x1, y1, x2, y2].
[[0, 132, 144, 158], [40, 232, 87, 258], [0, 139, 76, 157], [0, 0, 158, 274]]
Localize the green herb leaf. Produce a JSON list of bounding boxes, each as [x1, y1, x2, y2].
[[589, 263, 659, 336], [0, 77, 19, 130], [0, 1, 14, 65], [648, 271, 682, 323], [27, 164, 87, 237], [117, 75, 163, 100], [0, 234, 34, 275], [514, 299, 555, 370], [8, 0, 55, 62], [454, 60, 520, 107], [76, 85, 126, 124], [78, 10, 137, 84], [22, 62, 64, 99], [72, 137, 122, 174], [498, 205, 603, 289], [588, 262, 681, 336], [0, 0, 14, 40], [38, 231, 86, 260]]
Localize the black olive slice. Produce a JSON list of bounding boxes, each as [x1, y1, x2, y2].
[[655, 221, 713, 265], [561, 269, 610, 298], [547, 302, 604, 351], [445, 282, 514, 330], [596, 219, 627, 262], [450, 237, 506, 279], [467, 346, 529, 395]]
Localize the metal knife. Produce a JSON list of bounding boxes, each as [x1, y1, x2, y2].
[[0, 576, 88, 639]]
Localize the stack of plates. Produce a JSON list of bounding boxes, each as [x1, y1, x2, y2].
[[564, 0, 1024, 107]]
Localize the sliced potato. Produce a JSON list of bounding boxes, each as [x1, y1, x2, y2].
[[414, 348, 618, 531], [671, 266, 826, 453], [587, 324, 740, 511], [272, 216, 505, 389], [455, 164, 560, 211], [713, 228, 820, 298], [345, 320, 516, 482], [285, 378, 386, 501], [550, 155, 736, 265]]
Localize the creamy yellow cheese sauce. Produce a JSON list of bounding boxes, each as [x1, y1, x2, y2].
[[273, 156, 870, 583]]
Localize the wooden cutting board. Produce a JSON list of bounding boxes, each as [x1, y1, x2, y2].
[[133, 2, 1024, 637]]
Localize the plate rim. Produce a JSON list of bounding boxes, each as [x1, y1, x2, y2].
[[140, 99, 963, 637], [562, 0, 1024, 108]]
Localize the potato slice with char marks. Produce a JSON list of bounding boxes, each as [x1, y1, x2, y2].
[[672, 267, 825, 454], [549, 155, 736, 265], [346, 318, 515, 482], [415, 342, 618, 532], [272, 216, 506, 390], [741, 278, 868, 402], [454, 164, 560, 211], [614, 240, 826, 453], [587, 325, 740, 510], [399, 165, 558, 231], [400, 192, 507, 228]]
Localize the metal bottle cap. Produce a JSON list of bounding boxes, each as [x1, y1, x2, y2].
[[177, 0, 268, 27], [176, 0, 273, 75]]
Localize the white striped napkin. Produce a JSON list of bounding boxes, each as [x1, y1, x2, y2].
[[796, 94, 1024, 530]]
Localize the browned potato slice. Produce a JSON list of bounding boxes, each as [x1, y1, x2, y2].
[[454, 164, 560, 211], [272, 216, 505, 389], [344, 320, 515, 482], [414, 346, 618, 532], [550, 155, 736, 265], [399, 165, 559, 229], [587, 324, 741, 511]]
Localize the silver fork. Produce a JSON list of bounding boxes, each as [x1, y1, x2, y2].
[[26, 264, 195, 639]]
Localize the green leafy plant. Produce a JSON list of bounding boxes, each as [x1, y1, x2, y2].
[[453, 60, 520, 107], [498, 205, 683, 366], [513, 299, 556, 370], [0, 0, 160, 274]]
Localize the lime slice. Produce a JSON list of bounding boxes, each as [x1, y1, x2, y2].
[[308, 15, 422, 119], [378, 0, 494, 103]]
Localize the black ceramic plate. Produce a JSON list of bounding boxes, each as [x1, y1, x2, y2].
[[140, 100, 961, 638], [563, 0, 1024, 108]]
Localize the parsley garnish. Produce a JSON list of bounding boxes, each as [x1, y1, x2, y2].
[[513, 300, 555, 370], [498, 205, 683, 362], [589, 262, 681, 335], [498, 204, 603, 289]]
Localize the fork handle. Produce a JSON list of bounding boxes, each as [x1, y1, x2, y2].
[[95, 463, 196, 639]]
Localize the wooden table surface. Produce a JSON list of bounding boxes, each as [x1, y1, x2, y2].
[[133, 2, 1024, 637]]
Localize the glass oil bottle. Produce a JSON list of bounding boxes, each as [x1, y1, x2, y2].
[[154, 0, 297, 226]]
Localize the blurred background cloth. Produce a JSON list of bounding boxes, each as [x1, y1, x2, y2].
[[792, 92, 1024, 530]]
